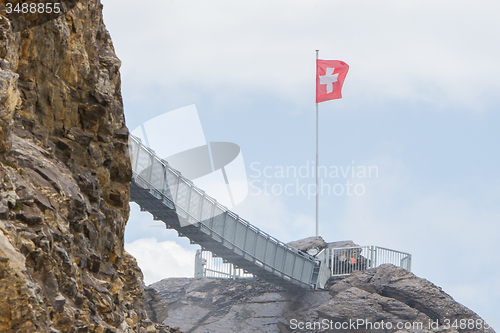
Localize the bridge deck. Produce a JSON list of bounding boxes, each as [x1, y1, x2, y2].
[[129, 135, 330, 290]]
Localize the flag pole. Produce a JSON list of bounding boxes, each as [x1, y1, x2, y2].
[[315, 50, 319, 238]]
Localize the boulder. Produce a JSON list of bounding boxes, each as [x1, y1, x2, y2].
[[287, 236, 327, 254], [326, 240, 359, 248]]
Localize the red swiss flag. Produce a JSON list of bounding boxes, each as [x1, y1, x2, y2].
[[316, 59, 349, 103]]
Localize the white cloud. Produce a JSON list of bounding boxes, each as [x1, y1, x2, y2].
[[125, 238, 196, 285], [103, 0, 500, 110]]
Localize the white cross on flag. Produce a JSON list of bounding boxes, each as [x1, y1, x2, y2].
[[316, 59, 349, 103]]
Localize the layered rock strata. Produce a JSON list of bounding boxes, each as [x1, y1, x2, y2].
[[0, 1, 175, 332]]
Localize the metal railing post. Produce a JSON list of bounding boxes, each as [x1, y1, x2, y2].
[[194, 249, 202, 278]]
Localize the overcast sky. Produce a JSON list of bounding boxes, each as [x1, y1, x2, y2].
[[102, 0, 500, 323]]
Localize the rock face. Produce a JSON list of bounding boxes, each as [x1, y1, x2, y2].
[[146, 265, 495, 333], [144, 277, 315, 333], [0, 1, 173, 332], [318, 264, 495, 333]]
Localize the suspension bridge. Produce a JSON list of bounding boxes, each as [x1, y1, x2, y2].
[[129, 135, 332, 290], [129, 135, 411, 290]]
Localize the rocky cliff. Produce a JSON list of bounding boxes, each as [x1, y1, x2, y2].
[[0, 1, 174, 332], [146, 265, 496, 333]]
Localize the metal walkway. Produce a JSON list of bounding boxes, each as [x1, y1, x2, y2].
[[129, 135, 330, 290]]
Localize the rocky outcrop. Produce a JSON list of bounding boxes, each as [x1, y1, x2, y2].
[[146, 265, 495, 333], [145, 277, 297, 333], [317, 264, 495, 333], [0, 1, 174, 332], [287, 236, 327, 253]]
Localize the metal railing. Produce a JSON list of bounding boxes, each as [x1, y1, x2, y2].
[[129, 135, 325, 289], [329, 245, 411, 278], [129, 134, 412, 288], [195, 245, 412, 281], [195, 250, 254, 279]]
